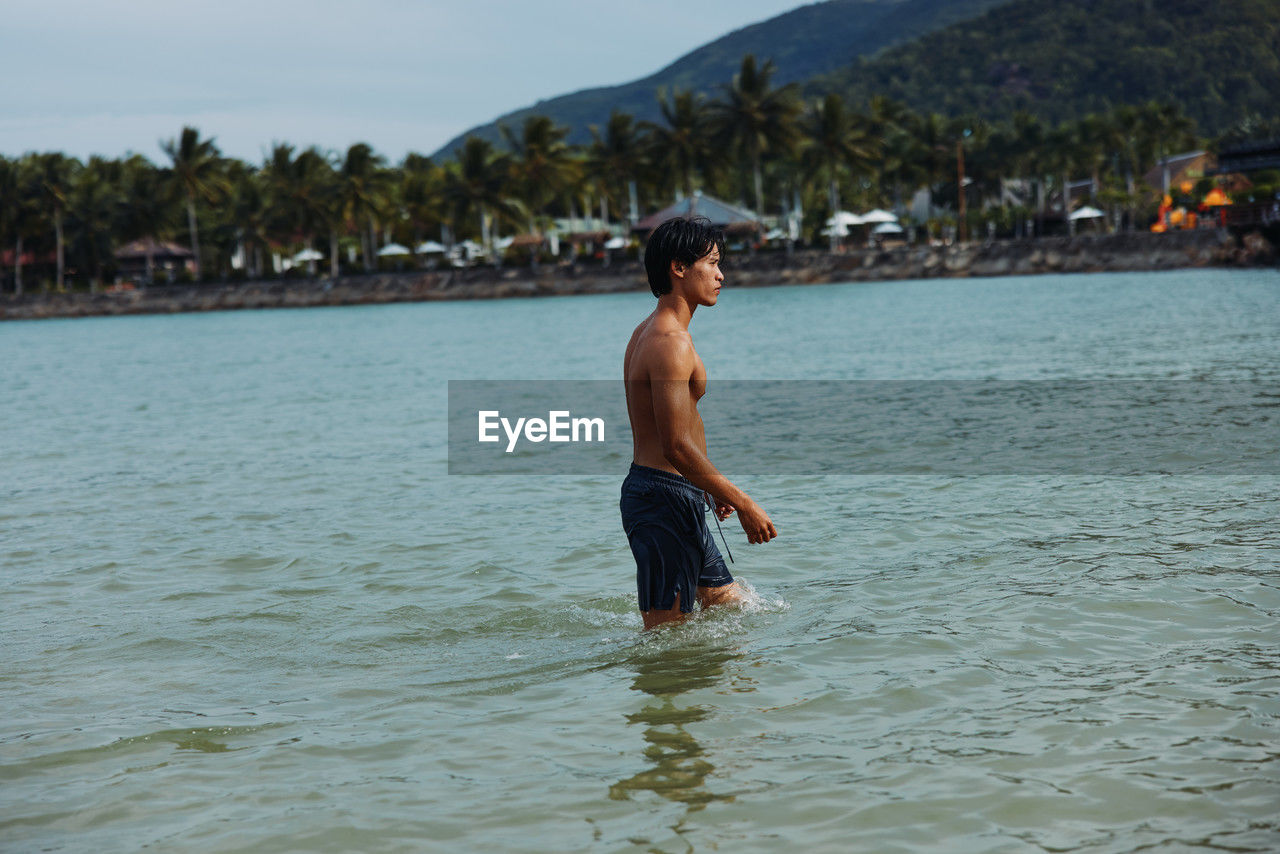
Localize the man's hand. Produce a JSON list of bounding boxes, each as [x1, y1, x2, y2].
[[736, 500, 777, 544], [714, 500, 735, 522]]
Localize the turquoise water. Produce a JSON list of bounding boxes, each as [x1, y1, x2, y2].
[[2, 269, 1278, 852]]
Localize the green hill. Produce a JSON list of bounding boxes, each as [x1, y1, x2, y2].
[[811, 0, 1280, 132], [431, 0, 1008, 157]]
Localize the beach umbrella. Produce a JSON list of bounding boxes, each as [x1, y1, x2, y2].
[[494, 236, 515, 250], [377, 243, 412, 257], [415, 240, 447, 254], [1068, 206, 1105, 220], [860, 209, 899, 223], [871, 222, 904, 234], [292, 248, 323, 263], [825, 210, 863, 227], [604, 236, 627, 249], [821, 224, 850, 237]]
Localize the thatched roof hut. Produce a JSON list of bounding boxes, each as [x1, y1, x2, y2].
[[632, 192, 760, 238]]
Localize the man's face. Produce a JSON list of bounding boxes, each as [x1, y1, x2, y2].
[[675, 247, 724, 306]]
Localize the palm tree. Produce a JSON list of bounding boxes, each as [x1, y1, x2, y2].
[[910, 112, 955, 223], [643, 89, 711, 202], [1073, 113, 1113, 208], [588, 111, 647, 227], [6, 156, 46, 295], [1100, 105, 1155, 230], [0, 157, 17, 293], [117, 154, 178, 282], [801, 93, 878, 249], [953, 117, 991, 241], [709, 55, 800, 217], [263, 144, 340, 276], [1044, 122, 1082, 233], [31, 152, 79, 291], [162, 126, 224, 279], [1001, 113, 1048, 235], [401, 153, 445, 261], [1140, 102, 1195, 195], [68, 156, 124, 291], [223, 161, 271, 279], [442, 136, 518, 259], [869, 97, 919, 216], [502, 116, 575, 235], [339, 143, 388, 270]]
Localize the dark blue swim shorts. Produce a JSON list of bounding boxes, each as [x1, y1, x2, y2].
[[620, 463, 734, 613]]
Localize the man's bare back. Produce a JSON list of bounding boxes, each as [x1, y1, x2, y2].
[[619, 218, 776, 628]]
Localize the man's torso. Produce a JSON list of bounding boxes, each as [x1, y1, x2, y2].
[[623, 313, 707, 473]]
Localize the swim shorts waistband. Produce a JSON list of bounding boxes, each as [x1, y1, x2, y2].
[[627, 463, 703, 498]]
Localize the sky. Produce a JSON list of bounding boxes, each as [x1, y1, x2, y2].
[[3, 0, 804, 165]]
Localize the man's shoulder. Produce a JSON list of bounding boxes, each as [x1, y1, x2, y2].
[[636, 327, 694, 359], [631, 326, 695, 379]]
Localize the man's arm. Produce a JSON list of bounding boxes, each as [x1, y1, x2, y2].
[[649, 340, 777, 544]]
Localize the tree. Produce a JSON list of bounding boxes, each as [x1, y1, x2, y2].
[[869, 96, 920, 215], [5, 156, 46, 295], [801, 93, 878, 249], [709, 55, 801, 216], [1073, 113, 1114, 206], [587, 111, 647, 227], [1044, 121, 1082, 231], [442, 137, 518, 258], [340, 143, 388, 270], [502, 116, 575, 235], [263, 144, 339, 276], [0, 157, 17, 293], [223, 161, 271, 279], [1001, 112, 1049, 235], [910, 112, 958, 223], [1141, 102, 1196, 194], [116, 155, 178, 282], [162, 126, 224, 280], [643, 89, 711, 201], [400, 153, 445, 259], [30, 152, 80, 291], [951, 117, 991, 241], [68, 156, 124, 291]]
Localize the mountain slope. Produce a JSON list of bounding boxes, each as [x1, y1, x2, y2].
[[810, 0, 1280, 131], [431, 0, 1009, 157]]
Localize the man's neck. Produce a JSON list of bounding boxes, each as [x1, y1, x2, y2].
[[656, 292, 694, 329]]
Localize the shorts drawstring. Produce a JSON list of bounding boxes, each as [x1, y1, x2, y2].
[[704, 492, 735, 565]]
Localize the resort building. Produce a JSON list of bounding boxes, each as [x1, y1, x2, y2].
[[113, 238, 195, 282]]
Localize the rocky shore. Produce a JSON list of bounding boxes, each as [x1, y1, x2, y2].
[[2, 228, 1272, 322]]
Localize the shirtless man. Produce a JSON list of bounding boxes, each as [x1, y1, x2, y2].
[[620, 216, 777, 629]]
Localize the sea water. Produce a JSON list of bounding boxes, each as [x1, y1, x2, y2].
[[2, 269, 1278, 852]]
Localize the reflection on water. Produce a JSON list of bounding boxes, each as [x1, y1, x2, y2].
[[610, 643, 745, 811]]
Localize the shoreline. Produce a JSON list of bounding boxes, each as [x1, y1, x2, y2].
[[2, 229, 1273, 322]]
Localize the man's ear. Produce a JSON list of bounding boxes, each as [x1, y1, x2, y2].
[[669, 259, 685, 280]]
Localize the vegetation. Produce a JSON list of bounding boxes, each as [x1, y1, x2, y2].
[[1, 74, 1226, 293], [432, 0, 1008, 155], [812, 0, 1280, 133], [4, 0, 1278, 291], [162, 127, 225, 280]]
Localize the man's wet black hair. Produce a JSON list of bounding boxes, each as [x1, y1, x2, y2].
[[644, 216, 725, 297]]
